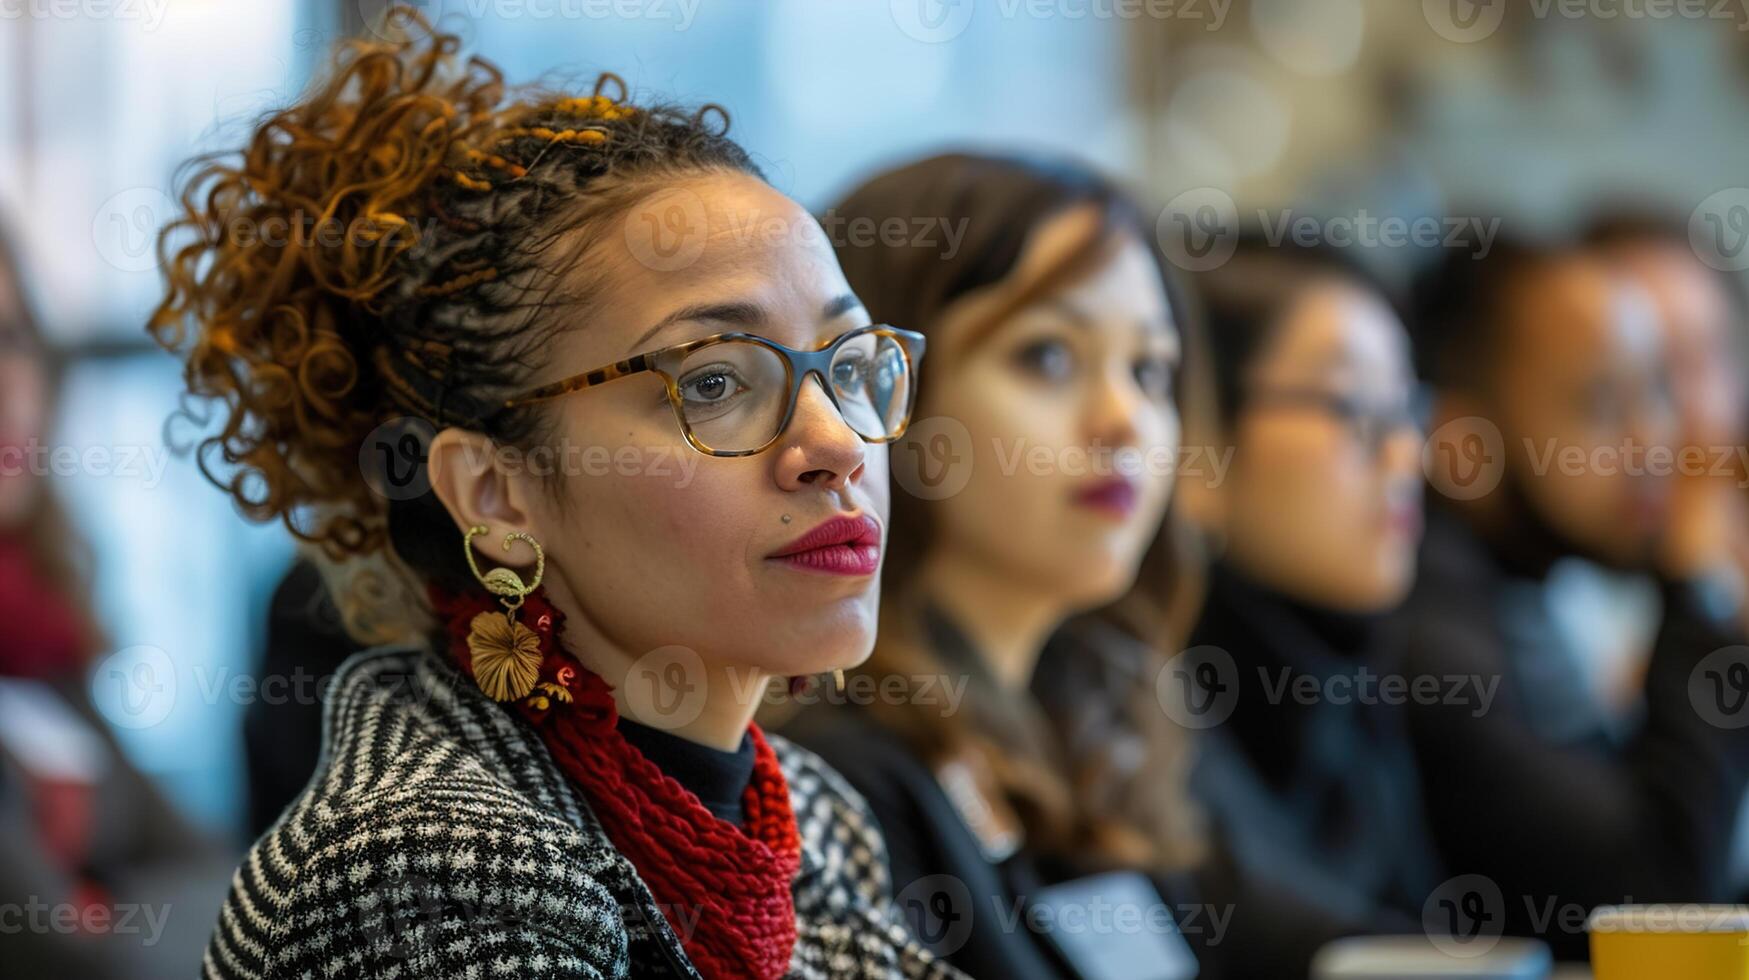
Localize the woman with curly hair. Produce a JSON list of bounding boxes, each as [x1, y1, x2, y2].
[[150, 9, 955, 979]]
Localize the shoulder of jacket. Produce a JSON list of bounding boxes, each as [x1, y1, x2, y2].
[[767, 737, 972, 980], [768, 730, 877, 823], [232, 761, 631, 977], [217, 646, 638, 976]]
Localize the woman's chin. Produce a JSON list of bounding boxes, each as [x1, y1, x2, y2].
[[744, 604, 876, 676], [1044, 548, 1145, 609], [804, 628, 877, 673]]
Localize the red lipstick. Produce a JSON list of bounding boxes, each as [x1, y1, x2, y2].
[[1384, 500, 1423, 538], [1074, 476, 1138, 519], [767, 513, 882, 576]]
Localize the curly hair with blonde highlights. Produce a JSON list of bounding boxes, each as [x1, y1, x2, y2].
[[148, 7, 760, 642]]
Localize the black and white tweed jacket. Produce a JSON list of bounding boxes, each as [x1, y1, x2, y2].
[[201, 645, 964, 979]]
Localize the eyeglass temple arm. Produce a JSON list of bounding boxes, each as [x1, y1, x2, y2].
[[502, 352, 656, 409]]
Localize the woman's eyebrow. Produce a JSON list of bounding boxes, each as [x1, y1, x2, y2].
[[630, 294, 866, 354], [822, 293, 863, 321], [1044, 296, 1095, 329], [629, 300, 766, 351], [1045, 296, 1175, 339]]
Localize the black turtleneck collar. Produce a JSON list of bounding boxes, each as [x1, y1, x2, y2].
[[616, 716, 755, 824], [1199, 561, 1387, 668], [1191, 561, 1395, 791]]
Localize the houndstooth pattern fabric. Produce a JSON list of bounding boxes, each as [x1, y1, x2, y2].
[[200, 646, 965, 980]]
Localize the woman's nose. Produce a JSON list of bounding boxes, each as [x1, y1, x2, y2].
[[773, 375, 867, 491], [1084, 363, 1145, 448]]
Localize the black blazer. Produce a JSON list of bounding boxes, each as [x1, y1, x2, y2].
[[784, 702, 1080, 978], [1389, 504, 1749, 959], [784, 606, 1361, 980]]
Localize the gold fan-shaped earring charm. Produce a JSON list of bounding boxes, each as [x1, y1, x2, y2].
[[467, 609, 543, 701], [461, 525, 548, 702]]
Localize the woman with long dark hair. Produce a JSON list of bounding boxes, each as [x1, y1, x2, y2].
[[782, 153, 1211, 978]]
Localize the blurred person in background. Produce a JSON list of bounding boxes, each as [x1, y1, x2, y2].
[[783, 154, 1364, 979], [781, 153, 1202, 979], [149, 11, 959, 979], [1398, 236, 1749, 960], [1586, 215, 1749, 633], [1172, 235, 1443, 960], [1586, 216, 1749, 901], [0, 222, 223, 978]]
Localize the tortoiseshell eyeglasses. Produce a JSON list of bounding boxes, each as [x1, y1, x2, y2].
[[501, 324, 927, 457]]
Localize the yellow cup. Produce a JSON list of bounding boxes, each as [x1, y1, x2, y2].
[[1588, 905, 1749, 980]]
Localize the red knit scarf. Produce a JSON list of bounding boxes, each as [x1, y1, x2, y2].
[[0, 532, 89, 679], [428, 583, 802, 980]]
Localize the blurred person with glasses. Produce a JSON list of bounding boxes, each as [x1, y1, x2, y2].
[[1170, 233, 1444, 966]]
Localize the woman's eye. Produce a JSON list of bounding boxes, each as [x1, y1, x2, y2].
[[679, 366, 745, 405], [1134, 355, 1175, 400], [832, 353, 868, 391], [1014, 339, 1074, 382]]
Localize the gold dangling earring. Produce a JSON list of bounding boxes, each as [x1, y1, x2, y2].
[[461, 525, 547, 702], [786, 669, 847, 697]]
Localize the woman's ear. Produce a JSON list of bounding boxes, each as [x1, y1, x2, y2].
[[427, 427, 542, 569]]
